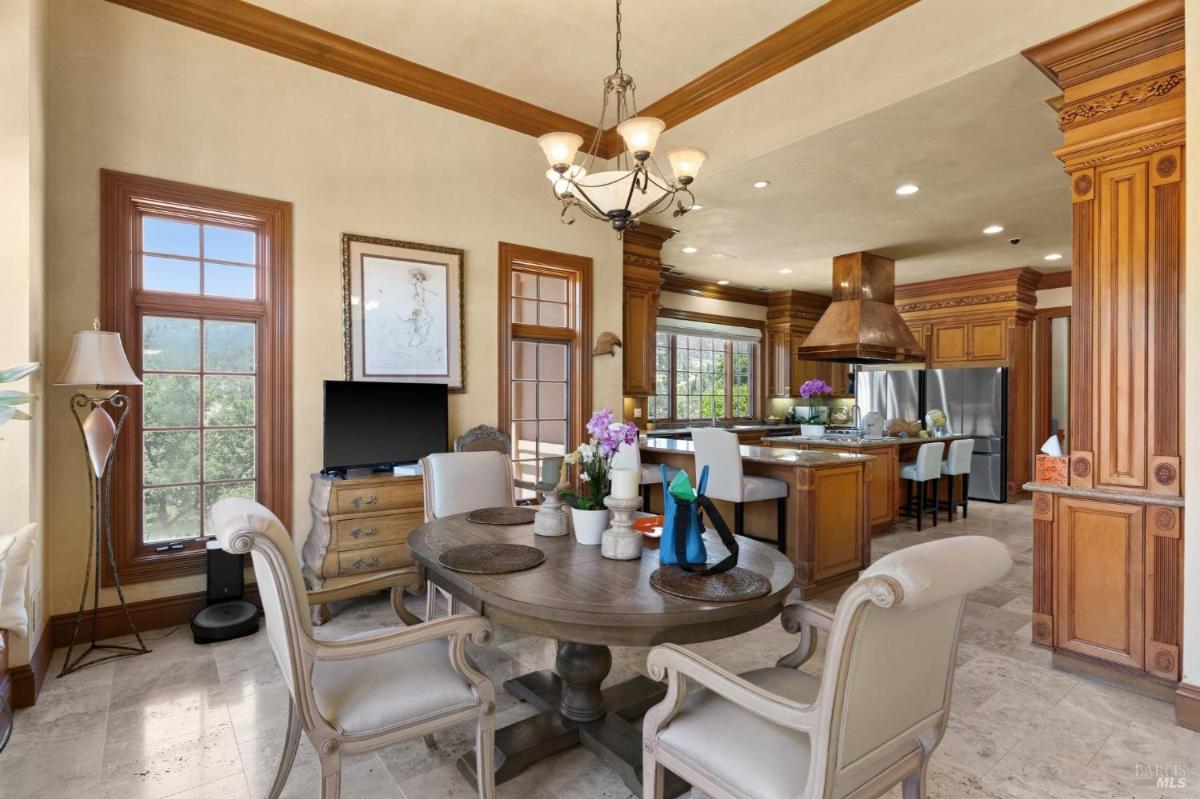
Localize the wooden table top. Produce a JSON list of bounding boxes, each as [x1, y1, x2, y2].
[[409, 514, 797, 647]]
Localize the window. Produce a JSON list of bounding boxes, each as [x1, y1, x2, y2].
[[650, 316, 759, 422], [102, 171, 291, 583], [499, 243, 591, 497]]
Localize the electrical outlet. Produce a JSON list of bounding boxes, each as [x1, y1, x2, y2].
[[633, 407, 642, 418]]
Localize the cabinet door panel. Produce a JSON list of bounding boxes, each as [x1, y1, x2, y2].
[[1054, 496, 1144, 669], [767, 330, 792, 397], [930, 323, 967, 363], [621, 286, 657, 395], [968, 319, 1007, 362]]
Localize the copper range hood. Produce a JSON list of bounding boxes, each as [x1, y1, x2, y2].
[[795, 251, 924, 364]]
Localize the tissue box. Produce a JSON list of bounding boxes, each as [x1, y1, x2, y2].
[[1035, 455, 1069, 486]]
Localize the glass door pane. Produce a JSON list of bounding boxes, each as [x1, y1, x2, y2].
[[510, 339, 570, 498]]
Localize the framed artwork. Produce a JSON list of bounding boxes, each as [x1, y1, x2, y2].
[[342, 234, 465, 391]]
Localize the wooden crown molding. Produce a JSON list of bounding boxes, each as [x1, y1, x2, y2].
[[104, 0, 598, 143], [106, 0, 918, 159], [1037, 270, 1072, 290], [658, 307, 765, 332], [661, 273, 770, 306], [766, 289, 831, 323], [1022, 0, 1183, 90], [894, 266, 1040, 316]]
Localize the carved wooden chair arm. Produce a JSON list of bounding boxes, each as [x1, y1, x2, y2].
[[309, 613, 493, 663], [644, 644, 817, 740], [777, 595, 834, 669]]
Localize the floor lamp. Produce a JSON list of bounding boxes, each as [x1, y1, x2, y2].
[[57, 323, 151, 675]]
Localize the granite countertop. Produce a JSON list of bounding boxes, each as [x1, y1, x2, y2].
[[1022, 481, 1185, 508], [646, 423, 803, 438], [640, 436, 873, 467], [767, 433, 971, 450]]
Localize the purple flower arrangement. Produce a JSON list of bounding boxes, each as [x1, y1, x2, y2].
[[563, 409, 639, 510], [798, 378, 833, 424]]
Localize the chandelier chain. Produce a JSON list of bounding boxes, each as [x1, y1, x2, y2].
[[614, 0, 623, 74]]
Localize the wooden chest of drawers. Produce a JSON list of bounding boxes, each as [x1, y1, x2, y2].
[[304, 472, 424, 581]]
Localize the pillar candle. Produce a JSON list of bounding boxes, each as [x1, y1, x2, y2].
[[610, 468, 639, 499]]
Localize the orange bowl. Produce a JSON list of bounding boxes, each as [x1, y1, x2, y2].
[[634, 515, 664, 548]]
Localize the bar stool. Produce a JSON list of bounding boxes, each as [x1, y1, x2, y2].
[[941, 438, 973, 521], [690, 428, 788, 553], [900, 441, 944, 532], [613, 440, 679, 513]]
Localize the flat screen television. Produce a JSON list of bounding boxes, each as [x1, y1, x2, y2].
[[322, 381, 448, 474]]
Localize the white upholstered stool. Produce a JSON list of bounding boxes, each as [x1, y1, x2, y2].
[[941, 438, 973, 521], [613, 440, 679, 513], [690, 428, 788, 553], [899, 441, 945, 531]]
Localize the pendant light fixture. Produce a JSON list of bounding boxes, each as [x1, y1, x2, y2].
[[537, 0, 707, 235]]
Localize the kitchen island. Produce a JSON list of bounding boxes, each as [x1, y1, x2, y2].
[[764, 434, 971, 534], [639, 438, 872, 596]]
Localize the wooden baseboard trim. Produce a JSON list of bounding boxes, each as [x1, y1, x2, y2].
[[1052, 650, 1178, 704], [10, 626, 54, 709], [50, 588, 260, 650], [1176, 682, 1200, 731]]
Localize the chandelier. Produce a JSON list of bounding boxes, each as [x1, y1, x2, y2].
[[537, 0, 707, 234]]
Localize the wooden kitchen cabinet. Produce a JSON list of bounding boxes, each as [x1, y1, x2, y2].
[[766, 290, 848, 398], [968, 319, 1008, 362], [929, 323, 967, 364], [1054, 496, 1144, 670], [928, 319, 1007, 365]]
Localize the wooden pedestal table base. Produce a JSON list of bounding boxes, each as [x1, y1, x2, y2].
[[407, 512, 795, 799], [456, 641, 689, 798]]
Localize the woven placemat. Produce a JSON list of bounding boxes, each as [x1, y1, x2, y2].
[[439, 543, 546, 575], [649, 566, 770, 602], [465, 506, 537, 525]]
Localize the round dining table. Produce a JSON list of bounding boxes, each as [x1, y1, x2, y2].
[[408, 513, 796, 798]]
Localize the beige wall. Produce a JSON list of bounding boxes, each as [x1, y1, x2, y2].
[[659, 290, 768, 322], [43, 0, 622, 613], [0, 0, 46, 666], [1035, 286, 1071, 308]]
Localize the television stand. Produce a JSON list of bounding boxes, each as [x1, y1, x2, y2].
[[303, 471, 425, 626]]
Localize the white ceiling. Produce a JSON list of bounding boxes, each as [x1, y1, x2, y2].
[[250, 0, 822, 122], [654, 55, 1073, 292]]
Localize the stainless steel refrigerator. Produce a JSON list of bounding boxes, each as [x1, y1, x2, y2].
[[926, 367, 1007, 502], [855, 367, 921, 421]]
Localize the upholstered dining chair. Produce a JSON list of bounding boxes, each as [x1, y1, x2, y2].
[[210, 497, 497, 799], [900, 441, 945, 531], [642, 535, 1012, 799], [690, 427, 788, 552], [941, 438, 974, 521], [612, 440, 679, 513], [420, 451, 516, 618], [454, 424, 511, 454]]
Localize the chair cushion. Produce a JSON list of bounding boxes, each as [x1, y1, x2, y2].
[[657, 667, 819, 799], [313, 631, 478, 735], [640, 464, 679, 485], [742, 475, 787, 502], [899, 462, 926, 482]]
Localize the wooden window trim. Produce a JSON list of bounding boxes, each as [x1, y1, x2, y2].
[[654, 308, 763, 423], [498, 242, 592, 450], [101, 170, 292, 585]]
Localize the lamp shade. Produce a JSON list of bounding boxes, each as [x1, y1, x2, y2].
[[545, 165, 587, 198], [666, 146, 708, 184], [616, 117, 665, 156], [56, 330, 141, 386], [537, 132, 584, 170]]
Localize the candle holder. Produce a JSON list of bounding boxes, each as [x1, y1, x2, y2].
[[534, 482, 569, 537], [601, 494, 643, 560]]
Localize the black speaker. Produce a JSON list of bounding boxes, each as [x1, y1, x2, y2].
[[191, 541, 259, 644]]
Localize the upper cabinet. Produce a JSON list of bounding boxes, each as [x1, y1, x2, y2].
[[927, 318, 1009, 366], [765, 291, 852, 398], [621, 225, 673, 396]]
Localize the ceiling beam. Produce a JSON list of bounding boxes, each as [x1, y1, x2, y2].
[[104, 0, 599, 143]]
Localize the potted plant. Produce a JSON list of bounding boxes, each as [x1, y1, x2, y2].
[[798, 378, 833, 437], [563, 409, 638, 545]]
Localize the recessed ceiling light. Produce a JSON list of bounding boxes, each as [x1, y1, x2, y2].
[[982, 225, 1004, 235], [1044, 253, 1063, 261], [717, 280, 730, 285], [681, 246, 698, 254], [895, 184, 920, 196], [753, 180, 770, 189], [779, 268, 793, 274]]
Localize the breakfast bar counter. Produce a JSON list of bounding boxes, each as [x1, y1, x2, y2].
[[639, 438, 872, 595]]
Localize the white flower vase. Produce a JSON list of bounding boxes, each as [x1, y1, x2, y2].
[[800, 423, 826, 438], [570, 507, 610, 546]]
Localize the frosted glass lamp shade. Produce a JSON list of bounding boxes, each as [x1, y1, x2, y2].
[[545, 165, 587, 198], [666, 146, 708, 185], [56, 330, 141, 386], [574, 170, 670, 216], [616, 117, 665, 158], [537, 132, 584, 170]]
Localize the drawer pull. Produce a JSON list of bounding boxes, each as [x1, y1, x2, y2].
[[352, 556, 381, 570], [350, 527, 379, 539], [351, 495, 379, 508]]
